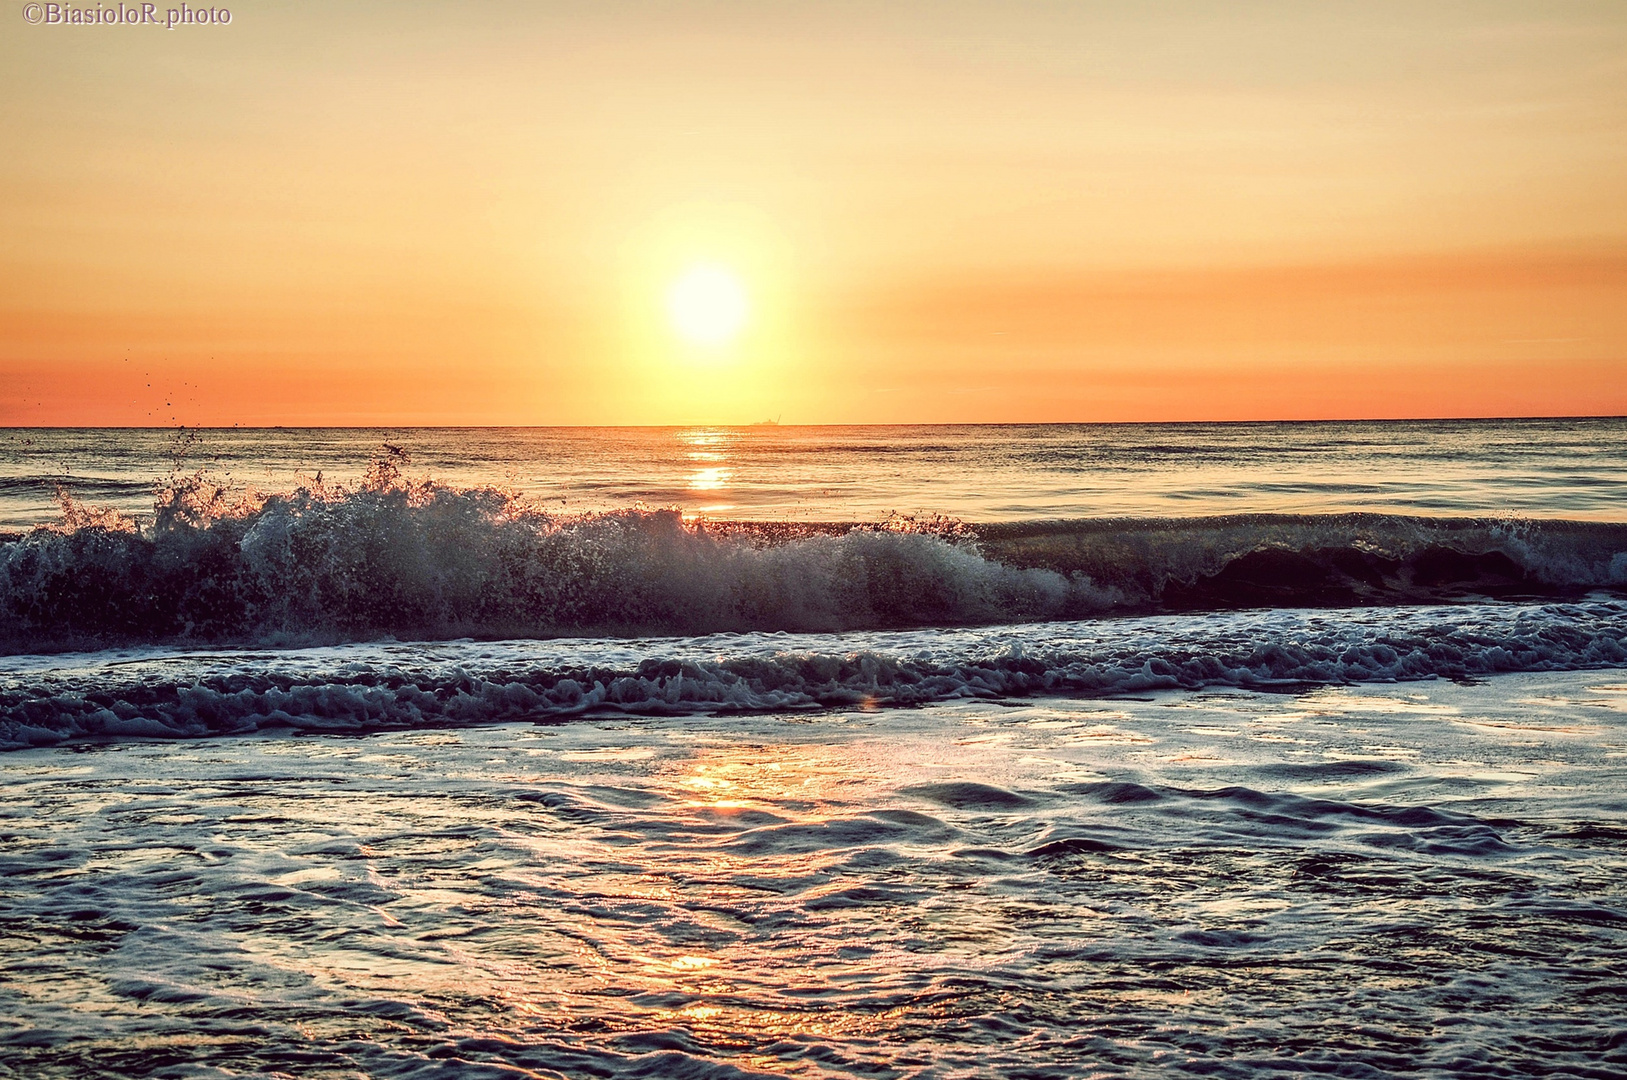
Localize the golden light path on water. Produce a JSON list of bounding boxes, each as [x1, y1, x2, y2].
[[2, 672, 1625, 1076], [682, 428, 736, 514]]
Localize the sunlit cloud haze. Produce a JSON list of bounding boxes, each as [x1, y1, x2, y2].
[[2, 0, 1624, 424]]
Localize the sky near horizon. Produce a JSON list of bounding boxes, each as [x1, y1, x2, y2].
[[2, 0, 1625, 425]]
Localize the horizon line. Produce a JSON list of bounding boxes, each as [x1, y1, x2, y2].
[[2, 413, 1625, 432]]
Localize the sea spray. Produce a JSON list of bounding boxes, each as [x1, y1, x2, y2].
[[1, 454, 1623, 651], [1, 468, 1086, 650]]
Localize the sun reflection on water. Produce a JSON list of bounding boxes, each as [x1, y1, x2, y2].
[[669, 743, 857, 811], [675, 428, 736, 511], [686, 466, 731, 491]]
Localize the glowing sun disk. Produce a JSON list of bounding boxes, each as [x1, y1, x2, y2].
[[668, 265, 748, 346]]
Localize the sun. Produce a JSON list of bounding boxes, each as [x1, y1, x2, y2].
[[667, 264, 748, 347]]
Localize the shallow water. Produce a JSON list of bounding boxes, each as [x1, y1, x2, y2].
[[3, 671, 1625, 1078]]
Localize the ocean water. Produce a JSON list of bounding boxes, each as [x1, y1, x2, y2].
[[5, 418, 1627, 529], [2, 420, 1626, 1078]]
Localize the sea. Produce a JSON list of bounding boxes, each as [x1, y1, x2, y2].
[[1, 420, 1625, 1079]]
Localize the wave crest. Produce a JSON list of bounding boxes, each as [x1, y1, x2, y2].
[[0, 468, 1623, 651], [3, 601, 1624, 748], [0, 481, 1085, 650]]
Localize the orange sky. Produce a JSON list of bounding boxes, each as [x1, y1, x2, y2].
[[2, 1, 1625, 424]]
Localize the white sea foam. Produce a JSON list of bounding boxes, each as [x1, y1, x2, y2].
[[1, 476, 1623, 652], [3, 600, 1623, 748]]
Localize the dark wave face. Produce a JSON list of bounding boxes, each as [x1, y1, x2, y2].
[[0, 472, 1623, 651], [976, 514, 1627, 609]]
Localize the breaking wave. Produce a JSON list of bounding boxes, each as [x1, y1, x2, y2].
[[3, 600, 1624, 748], [0, 464, 1624, 652], [977, 514, 1627, 608]]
